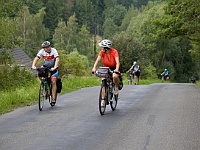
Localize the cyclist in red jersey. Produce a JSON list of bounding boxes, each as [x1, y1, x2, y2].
[[92, 39, 121, 95]]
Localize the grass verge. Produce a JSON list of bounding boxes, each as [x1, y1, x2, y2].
[[0, 76, 101, 114], [0, 76, 161, 114], [196, 81, 200, 88]]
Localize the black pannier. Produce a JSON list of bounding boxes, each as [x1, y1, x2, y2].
[[56, 78, 62, 93]]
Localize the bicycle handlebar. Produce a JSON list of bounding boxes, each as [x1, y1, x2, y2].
[[92, 70, 121, 76], [36, 67, 50, 71], [92, 70, 120, 74]]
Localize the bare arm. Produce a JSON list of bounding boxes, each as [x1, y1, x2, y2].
[[92, 56, 102, 72], [31, 57, 40, 69], [128, 66, 133, 71], [52, 57, 60, 70], [115, 57, 120, 72]]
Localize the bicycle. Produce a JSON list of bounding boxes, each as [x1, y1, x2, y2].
[[127, 70, 133, 85], [161, 73, 169, 83], [94, 67, 120, 115], [36, 67, 57, 111]]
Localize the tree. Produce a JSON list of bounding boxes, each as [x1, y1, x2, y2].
[[16, 6, 49, 58], [0, 0, 23, 49], [43, 0, 67, 43], [104, 0, 117, 8], [120, 6, 138, 32], [53, 14, 79, 54], [154, 0, 200, 42], [152, 0, 200, 80], [0, 18, 17, 49], [77, 25, 92, 57], [21, 0, 44, 14], [0, 0, 22, 17], [103, 18, 118, 39], [103, 5, 127, 26], [53, 20, 68, 50]]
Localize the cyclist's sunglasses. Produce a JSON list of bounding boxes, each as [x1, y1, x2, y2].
[[103, 47, 110, 51]]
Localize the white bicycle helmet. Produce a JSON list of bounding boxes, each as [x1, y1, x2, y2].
[[41, 41, 51, 48], [133, 61, 137, 65], [98, 39, 112, 48]]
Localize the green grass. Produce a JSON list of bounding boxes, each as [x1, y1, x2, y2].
[[0, 76, 163, 114], [0, 76, 101, 114], [196, 81, 200, 87], [0, 83, 38, 114]]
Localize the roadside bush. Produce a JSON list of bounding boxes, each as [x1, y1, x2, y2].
[[58, 50, 90, 77], [141, 64, 157, 79], [0, 65, 35, 91]]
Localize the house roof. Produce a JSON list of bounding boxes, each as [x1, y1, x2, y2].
[[12, 48, 32, 67], [0, 48, 32, 69]]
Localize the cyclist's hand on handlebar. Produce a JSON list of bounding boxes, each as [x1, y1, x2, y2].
[[31, 66, 36, 70], [50, 67, 56, 71], [114, 69, 119, 73], [92, 68, 96, 74]]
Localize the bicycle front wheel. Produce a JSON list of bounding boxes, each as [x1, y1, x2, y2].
[[99, 84, 107, 115], [110, 88, 118, 111], [38, 82, 45, 111]]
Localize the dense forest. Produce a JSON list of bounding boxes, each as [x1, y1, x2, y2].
[[0, 0, 200, 82]]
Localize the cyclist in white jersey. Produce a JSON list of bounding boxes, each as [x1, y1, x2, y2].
[[32, 41, 60, 105]]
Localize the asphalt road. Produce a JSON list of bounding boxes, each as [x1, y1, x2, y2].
[[0, 83, 200, 150]]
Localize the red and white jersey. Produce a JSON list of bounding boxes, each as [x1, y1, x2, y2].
[[37, 48, 59, 68]]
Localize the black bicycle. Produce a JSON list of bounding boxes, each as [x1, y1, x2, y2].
[[36, 67, 57, 111], [94, 67, 119, 115]]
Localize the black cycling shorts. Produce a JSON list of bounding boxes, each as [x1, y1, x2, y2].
[[134, 71, 140, 77]]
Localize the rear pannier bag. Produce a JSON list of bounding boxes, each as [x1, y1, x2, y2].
[[56, 78, 62, 93]]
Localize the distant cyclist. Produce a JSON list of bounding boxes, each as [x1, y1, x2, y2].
[[92, 39, 122, 95], [31, 41, 60, 106], [161, 69, 169, 82], [128, 61, 140, 85]]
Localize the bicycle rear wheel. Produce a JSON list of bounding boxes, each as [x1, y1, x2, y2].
[[99, 84, 107, 115], [110, 87, 118, 111], [38, 82, 45, 111]]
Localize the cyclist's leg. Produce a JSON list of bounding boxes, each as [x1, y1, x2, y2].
[[134, 74, 137, 85], [166, 75, 169, 82], [113, 73, 120, 94], [164, 75, 166, 81], [101, 78, 106, 99], [113, 73, 119, 86], [137, 72, 140, 85], [51, 70, 58, 103], [137, 75, 140, 85]]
